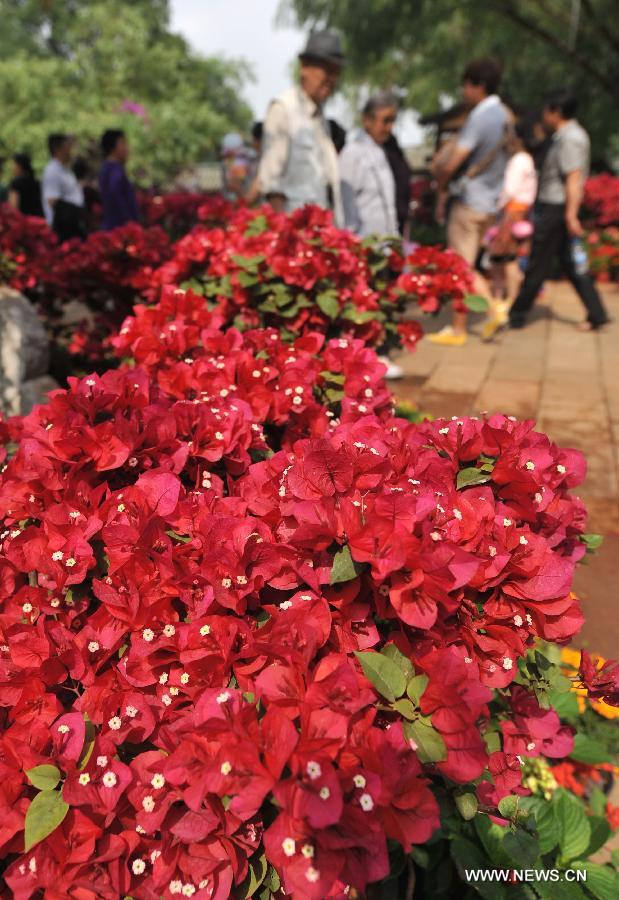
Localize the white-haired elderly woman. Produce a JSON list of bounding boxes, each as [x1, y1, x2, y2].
[[339, 91, 399, 238]]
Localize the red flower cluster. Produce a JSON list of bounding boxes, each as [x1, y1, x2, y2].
[[394, 244, 475, 314], [138, 192, 236, 239], [0, 204, 57, 292], [0, 264, 595, 895], [583, 174, 619, 227]]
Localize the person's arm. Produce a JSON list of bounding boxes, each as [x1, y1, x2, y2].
[[564, 169, 584, 237], [434, 143, 472, 192], [7, 189, 19, 209], [339, 145, 363, 234], [253, 101, 290, 209], [43, 168, 62, 216]]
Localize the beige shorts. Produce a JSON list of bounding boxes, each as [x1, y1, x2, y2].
[[447, 201, 496, 266]]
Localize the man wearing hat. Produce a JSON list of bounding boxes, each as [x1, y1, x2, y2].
[[250, 30, 344, 224]]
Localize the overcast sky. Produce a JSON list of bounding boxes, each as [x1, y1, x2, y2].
[[169, 0, 422, 143]]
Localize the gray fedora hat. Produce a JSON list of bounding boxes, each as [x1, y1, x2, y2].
[[299, 29, 345, 67]]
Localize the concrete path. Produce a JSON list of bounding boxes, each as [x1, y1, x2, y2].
[[392, 281, 619, 657]]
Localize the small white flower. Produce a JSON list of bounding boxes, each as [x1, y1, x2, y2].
[[169, 881, 183, 895], [159, 672, 169, 684], [279, 600, 293, 610], [142, 628, 155, 642], [128, 456, 138, 467], [69, 510, 80, 518], [353, 774, 366, 789], [438, 427, 450, 435], [102, 771, 117, 788], [28, 858, 37, 874], [200, 624, 211, 636], [58, 724, 70, 734], [108, 716, 122, 730], [503, 657, 513, 670], [252, 369, 261, 378], [65, 557, 77, 568], [214, 431, 224, 441], [220, 761, 232, 775], [50, 598, 60, 608], [306, 760, 322, 781], [180, 672, 189, 685], [556, 464, 566, 474], [488, 545, 497, 557], [125, 705, 138, 718], [216, 691, 230, 704], [150, 849, 161, 863], [301, 843, 315, 858], [142, 795, 155, 812], [503, 518, 512, 527], [360, 793, 374, 811], [162, 694, 172, 706], [358, 404, 367, 413], [132, 859, 146, 875], [282, 838, 296, 857], [88, 641, 100, 653], [526, 614, 533, 625], [96, 755, 108, 767], [163, 624, 176, 637], [525, 461, 535, 470], [182, 886, 196, 898], [364, 388, 373, 398], [527, 741, 536, 751], [221, 577, 232, 588], [151, 773, 165, 789], [236, 575, 247, 585], [464, 657, 473, 664], [52, 551, 64, 562], [319, 786, 330, 800], [534, 492, 543, 504], [453, 508, 462, 520], [292, 396, 302, 406], [22, 602, 33, 613], [305, 867, 321, 883], [430, 531, 441, 542], [117, 503, 125, 512], [79, 772, 90, 786], [514, 615, 523, 627], [169, 686, 179, 696], [86, 379, 96, 386]]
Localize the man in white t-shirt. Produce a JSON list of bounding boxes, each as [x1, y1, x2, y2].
[[42, 134, 84, 240]]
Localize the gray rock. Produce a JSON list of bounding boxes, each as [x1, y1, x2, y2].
[[0, 286, 52, 415]]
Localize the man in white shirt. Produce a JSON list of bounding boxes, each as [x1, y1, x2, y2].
[[339, 91, 399, 237], [249, 30, 344, 225], [42, 133, 84, 240]]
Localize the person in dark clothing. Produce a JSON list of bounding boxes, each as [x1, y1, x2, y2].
[[7, 154, 44, 217], [328, 118, 347, 154], [98, 129, 139, 230], [509, 90, 608, 331], [383, 133, 412, 235]]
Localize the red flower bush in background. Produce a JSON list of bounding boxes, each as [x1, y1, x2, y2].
[[0, 204, 56, 292], [583, 173, 619, 228], [138, 192, 236, 239]]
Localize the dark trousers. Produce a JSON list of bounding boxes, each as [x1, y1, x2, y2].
[[509, 202, 608, 327]]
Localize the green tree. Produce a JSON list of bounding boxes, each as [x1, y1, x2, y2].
[[0, 0, 252, 183], [282, 0, 619, 159]]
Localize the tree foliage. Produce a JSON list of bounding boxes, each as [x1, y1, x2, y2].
[[0, 0, 252, 183], [283, 0, 619, 158]]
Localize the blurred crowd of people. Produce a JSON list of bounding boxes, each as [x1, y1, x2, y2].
[[0, 27, 609, 356], [0, 128, 139, 242]]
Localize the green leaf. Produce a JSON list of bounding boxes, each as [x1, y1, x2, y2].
[[570, 733, 613, 765], [451, 837, 507, 900], [393, 698, 417, 720], [498, 795, 520, 820], [406, 674, 429, 706], [381, 643, 415, 680], [354, 651, 406, 702], [549, 690, 580, 722], [24, 789, 69, 851], [555, 788, 591, 861], [474, 815, 514, 869], [341, 305, 385, 324], [233, 852, 267, 898], [319, 370, 346, 386], [316, 290, 340, 319], [456, 793, 478, 821], [503, 830, 539, 867], [236, 270, 259, 287], [244, 214, 268, 236], [483, 731, 502, 754], [580, 533, 604, 551], [457, 466, 491, 489], [585, 816, 612, 857], [464, 293, 490, 313], [520, 797, 560, 855], [26, 765, 61, 792], [330, 544, 365, 584], [403, 717, 447, 763], [590, 787, 607, 818], [570, 862, 619, 900], [230, 253, 265, 271]]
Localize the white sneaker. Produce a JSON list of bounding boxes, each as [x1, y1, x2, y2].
[[378, 356, 404, 380]]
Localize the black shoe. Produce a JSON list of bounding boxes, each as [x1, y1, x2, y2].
[[509, 317, 526, 330]]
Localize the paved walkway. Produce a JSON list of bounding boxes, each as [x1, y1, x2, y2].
[[392, 281, 619, 657]]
